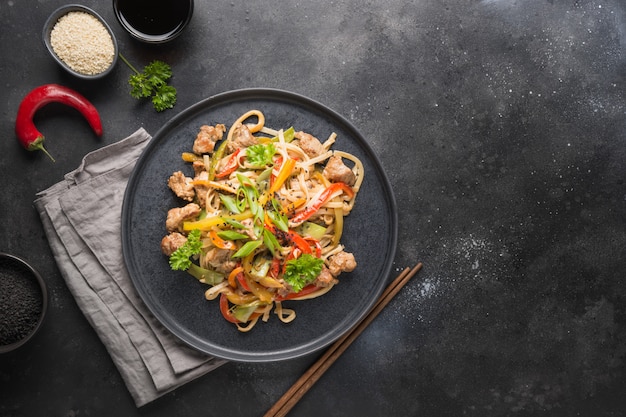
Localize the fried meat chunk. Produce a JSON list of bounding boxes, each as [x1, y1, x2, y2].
[[295, 131, 325, 157], [193, 124, 226, 154], [323, 155, 356, 186], [205, 248, 237, 273], [166, 203, 201, 232], [160, 232, 187, 256], [315, 266, 338, 287], [226, 124, 258, 153], [168, 171, 195, 201], [327, 251, 357, 276]]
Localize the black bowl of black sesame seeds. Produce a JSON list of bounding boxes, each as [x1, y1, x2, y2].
[[0, 253, 47, 353]]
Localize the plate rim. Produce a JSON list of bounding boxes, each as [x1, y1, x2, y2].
[[121, 88, 398, 362]]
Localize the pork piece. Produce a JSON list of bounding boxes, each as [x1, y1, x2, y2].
[[161, 232, 187, 256], [315, 266, 338, 287], [240, 218, 257, 239], [192, 160, 206, 176], [323, 155, 356, 186], [166, 203, 201, 232], [205, 248, 237, 273], [168, 171, 195, 201], [226, 123, 258, 153], [327, 251, 357, 276], [295, 131, 325, 157], [193, 124, 226, 154], [193, 170, 210, 207]]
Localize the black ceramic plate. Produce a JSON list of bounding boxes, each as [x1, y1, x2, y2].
[[121, 89, 397, 362]]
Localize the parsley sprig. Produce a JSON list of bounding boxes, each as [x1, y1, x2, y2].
[[119, 54, 177, 112], [169, 229, 202, 270], [283, 253, 324, 292], [246, 143, 276, 167]]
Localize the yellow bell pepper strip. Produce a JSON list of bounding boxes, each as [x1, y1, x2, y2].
[[182, 152, 202, 162], [282, 198, 306, 216], [215, 148, 242, 178], [225, 290, 257, 305], [245, 277, 273, 302], [183, 211, 252, 231], [258, 276, 284, 288], [259, 157, 296, 205], [270, 157, 296, 193], [332, 207, 344, 247], [289, 182, 354, 225], [241, 253, 274, 302], [228, 266, 244, 288], [209, 229, 237, 250]]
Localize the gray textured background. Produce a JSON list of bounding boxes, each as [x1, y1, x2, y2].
[[1, 0, 625, 415]]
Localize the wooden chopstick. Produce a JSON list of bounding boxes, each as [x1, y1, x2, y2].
[[263, 262, 423, 417]]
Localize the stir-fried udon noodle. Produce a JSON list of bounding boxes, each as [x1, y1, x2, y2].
[[160, 110, 364, 331]]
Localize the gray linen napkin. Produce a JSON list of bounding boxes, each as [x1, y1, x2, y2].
[[34, 128, 227, 407]]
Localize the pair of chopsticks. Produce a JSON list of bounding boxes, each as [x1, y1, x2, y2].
[[263, 262, 423, 417]]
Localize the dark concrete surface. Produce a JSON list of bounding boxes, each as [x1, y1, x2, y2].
[[1, 0, 625, 416]]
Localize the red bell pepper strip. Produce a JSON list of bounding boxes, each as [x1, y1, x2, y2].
[[304, 237, 322, 258], [215, 148, 242, 178], [15, 84, 103, 162], [289, 182, 354, 225], [236, 272, 252, 292], [265, 225, 313, 255], [270, 258, 281, 278], [220, 293, 241, 323], [275, 284, 320, 301]]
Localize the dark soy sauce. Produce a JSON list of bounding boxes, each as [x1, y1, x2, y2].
[[117, 0, 190, 38]]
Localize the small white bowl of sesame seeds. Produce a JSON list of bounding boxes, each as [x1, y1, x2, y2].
[[43, 4, 118, 80]]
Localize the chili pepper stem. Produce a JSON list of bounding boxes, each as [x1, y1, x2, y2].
[[29, 139, 55, 162]]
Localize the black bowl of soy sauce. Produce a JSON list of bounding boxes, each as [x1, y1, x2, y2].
[[113, 0, 193, 44], [0, 253, 48, 354]]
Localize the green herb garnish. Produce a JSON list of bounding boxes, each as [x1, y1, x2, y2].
[[119, 54, 177, 112], [283, 254, 324, 292], [169, 229, 202, 270], [246, 143, 276, 167]]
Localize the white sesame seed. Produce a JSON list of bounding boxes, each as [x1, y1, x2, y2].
[[50, 11, 115, 76]]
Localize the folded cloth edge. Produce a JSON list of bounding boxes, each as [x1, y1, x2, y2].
[[33, 129, 227, 407]]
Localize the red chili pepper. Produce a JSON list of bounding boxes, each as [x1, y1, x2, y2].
[[15, 84, 103, 162], [215, 148, 242, 178], [289, 182, 355, 224]]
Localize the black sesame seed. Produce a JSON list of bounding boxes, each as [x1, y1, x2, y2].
[[0, 258, 43, 346]]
